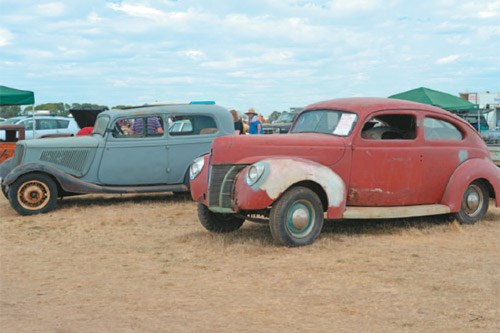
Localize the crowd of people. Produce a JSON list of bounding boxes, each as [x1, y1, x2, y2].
[[230, 107, 265, 135]]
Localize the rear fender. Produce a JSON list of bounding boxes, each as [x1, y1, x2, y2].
[[441, 158, 500, 211], [234, 158, 347, 217]]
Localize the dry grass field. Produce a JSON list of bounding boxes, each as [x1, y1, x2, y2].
[[0, 192, 499, 332]]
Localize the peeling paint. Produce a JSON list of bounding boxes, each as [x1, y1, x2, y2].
[[253, 158, 345, 207]]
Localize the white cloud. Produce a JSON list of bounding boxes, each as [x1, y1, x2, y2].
[[328, 0, 380, 13], [436, 54, 461, 64], [36, 2, 67, 17], [185, 50, 205, 60], [0, 28, 13, 47], [107, 3, 166, 19]]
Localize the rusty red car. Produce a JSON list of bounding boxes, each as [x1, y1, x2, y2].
[[189, 98, 500, 247]]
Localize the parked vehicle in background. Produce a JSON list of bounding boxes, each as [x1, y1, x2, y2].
[[0, 124, 25, 163], [69, 106, 109, 129], [190, 97, 500, 247], [0, 102, 234, 215], [0, 115, 80, 140], [262, 108, 302, 134]]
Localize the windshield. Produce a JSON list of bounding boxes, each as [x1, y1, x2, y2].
[[92, 115, 110, 136], [3, 117, 23, 124], [275, 112, 296, 123], [290, 110, 358, 136]]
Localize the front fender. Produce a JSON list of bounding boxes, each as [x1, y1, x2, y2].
[[234, 158, 347, 218], [189, 154, 210, 204], [441, 158, 500, 211], [3, 162, 102, 194]]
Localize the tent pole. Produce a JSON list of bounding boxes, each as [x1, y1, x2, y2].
[[31, 104, 35, 139]]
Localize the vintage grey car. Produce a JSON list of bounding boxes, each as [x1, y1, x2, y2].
[[0, 102, 234, 215]]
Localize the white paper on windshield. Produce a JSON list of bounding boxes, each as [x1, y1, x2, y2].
[[333, 114, 356, 135]]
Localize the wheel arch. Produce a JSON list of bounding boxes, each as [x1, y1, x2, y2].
[[441, 158, 500, 212], [291, 180, 329, 212]]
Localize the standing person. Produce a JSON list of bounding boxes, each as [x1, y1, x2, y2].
[[230, 109, 245, 135], [245, 107, 263, 134]]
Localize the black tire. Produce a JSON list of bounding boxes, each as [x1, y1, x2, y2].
[[197, 203, 245, 233], [454, 180, 489, 225], [269, 186, 324, 247], [7, 173, 58, 215]]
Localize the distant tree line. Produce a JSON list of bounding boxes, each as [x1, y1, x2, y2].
[[0, 103, 110, 118], [1, 103, 287, 123]]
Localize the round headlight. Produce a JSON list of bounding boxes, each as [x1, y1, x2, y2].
[[246, 163, 265, 186], [189, 156, 205, 180]]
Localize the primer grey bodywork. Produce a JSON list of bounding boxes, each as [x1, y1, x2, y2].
[[1, 103, 234, 196]]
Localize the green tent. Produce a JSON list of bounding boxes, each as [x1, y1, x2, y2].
[[388, 87, 478, 112], [0, 85, 35, 105]]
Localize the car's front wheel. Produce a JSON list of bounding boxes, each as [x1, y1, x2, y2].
[[269, 186, 324, 247], [1, 184, 8, 199], [454, 180, 489, 224], [197, 203, 245, 233], [8, 173, 58, 215]]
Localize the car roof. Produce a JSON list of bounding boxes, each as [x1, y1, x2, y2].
[[304, 97, 455, 117], [101, 103, 229, 119]]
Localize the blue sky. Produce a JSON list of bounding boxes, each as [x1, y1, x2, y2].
[[1, 0, 499, 116]]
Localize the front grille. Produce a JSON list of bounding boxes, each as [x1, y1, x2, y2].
[[208, 164, 246, 209], [40, 149, 90, 175]]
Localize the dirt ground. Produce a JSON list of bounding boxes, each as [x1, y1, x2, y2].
[[0, 193, 498, 333]]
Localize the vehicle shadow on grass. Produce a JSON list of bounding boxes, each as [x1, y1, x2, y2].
[[199, 215, 456, 248], [321, 215, 454, 237], [57, 192, 194, 209]]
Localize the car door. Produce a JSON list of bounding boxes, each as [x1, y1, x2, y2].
[[97, 115, 168, 185], [166, 114, 219, 184], [349, 110, 424, 206], [417, 115, 467, 203]]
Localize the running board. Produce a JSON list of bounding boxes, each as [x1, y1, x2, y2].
[[342, 204, 451, 219]]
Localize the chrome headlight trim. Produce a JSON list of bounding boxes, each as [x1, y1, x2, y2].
[[245, 163, 265, 186], [189, 156, 205, 180]]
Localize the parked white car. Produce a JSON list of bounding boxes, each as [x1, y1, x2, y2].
[[0, 116, 80, 140]]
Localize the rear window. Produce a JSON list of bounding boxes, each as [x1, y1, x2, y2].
[[424, 117, 463, 141]]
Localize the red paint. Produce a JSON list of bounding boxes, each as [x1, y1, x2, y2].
[[190, 98, 500, 218]]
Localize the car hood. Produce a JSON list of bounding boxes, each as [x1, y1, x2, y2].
[[210, 133, 347, 166], [21, 135, 100, 149], [69, 108, 106, 128]]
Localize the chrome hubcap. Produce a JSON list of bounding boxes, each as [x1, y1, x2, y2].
[[287, 201, 314, 238], [463, 184, 483, 217]]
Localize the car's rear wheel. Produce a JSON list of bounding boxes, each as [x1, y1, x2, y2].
[[454, 180, 489, 225], [197, 203, 245, 233], [8, 173, 58, 215], [269, 186, 324, 247]]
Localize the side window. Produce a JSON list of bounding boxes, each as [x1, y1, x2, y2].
[[21, 119, 34, 130], [424, 117, 463, 141], [113, 116, 165, 138], [361, 114, 416, 140], [39, 119, 57, 130], [56, 119, 69, 129], [168, 115, 218, 136]]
